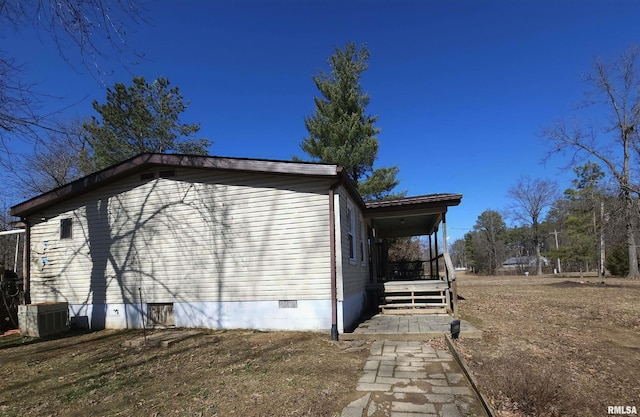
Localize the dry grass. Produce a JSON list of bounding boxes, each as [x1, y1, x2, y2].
[[4, 274, 638, 416], [0, 329, 369, 416], [455, 273, 640, 417]]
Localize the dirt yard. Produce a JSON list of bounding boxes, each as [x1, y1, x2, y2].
[[455, 272, 640, 417], [2, 276, 639, 417], [0, 329, 368, 416]]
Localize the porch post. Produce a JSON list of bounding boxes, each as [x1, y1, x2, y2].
[[370, 221, 377, 283], [442, 213, 448, 255], [434, 227, 440, 279], [442, 213, 448, 282], [428, 235, 433, 278]]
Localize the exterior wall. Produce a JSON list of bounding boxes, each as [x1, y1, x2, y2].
[[336, 187, 369, 331], [67, 299, 332, 330], [338, 292, 367, 332], [27, 168, 334, 330]]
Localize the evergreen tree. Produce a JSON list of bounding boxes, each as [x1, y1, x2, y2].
[[301, 42, 402, 200], [83, 76, 210, 171], [562, 162, 606, 272]]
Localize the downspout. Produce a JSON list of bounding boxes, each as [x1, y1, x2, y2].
[[329, 180, 341, 341], [22, 218, 31, 305]]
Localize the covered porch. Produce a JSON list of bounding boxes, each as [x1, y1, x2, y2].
[[364, 194, 462, 317]]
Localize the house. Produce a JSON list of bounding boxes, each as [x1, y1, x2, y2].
[[10, 153, 462, 336], [502, 256, 550, 269]]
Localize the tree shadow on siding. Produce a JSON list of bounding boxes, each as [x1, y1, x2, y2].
[[39, 178, 233, 329], [34, 171, 333, 331], [85, 197, 109, 328]]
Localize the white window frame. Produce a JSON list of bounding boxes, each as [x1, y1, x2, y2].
[[347, 203, 356, 264], [360, 216, 366, 265]]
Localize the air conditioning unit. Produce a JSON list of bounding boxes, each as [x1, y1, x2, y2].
[[18, 302, 69, 337]]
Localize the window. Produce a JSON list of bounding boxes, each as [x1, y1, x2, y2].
[[360, 218, 366, 264], [347, 205, 356, 261], [60, 218, 73, 239]]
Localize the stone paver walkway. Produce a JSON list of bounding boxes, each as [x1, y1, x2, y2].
[[342, 314, 482, 341], [341, 340, 487, 417]]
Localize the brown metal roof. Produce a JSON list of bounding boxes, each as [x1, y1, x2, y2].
[[10, 153, 343, 218], [365, 194, 463, 238], [10, 153, 462, 225], [365, 193, 462, 211]]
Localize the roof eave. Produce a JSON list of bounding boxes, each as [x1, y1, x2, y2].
[[10, 153, 340, 218], [364, 193, 462, 216]]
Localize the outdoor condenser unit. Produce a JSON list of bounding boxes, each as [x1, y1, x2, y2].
[[18, 302, 69, 338]]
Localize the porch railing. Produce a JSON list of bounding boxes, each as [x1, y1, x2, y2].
[[371, 254, 459, 317], [384, 258, 444, 282], [388, 261, 427, 280]]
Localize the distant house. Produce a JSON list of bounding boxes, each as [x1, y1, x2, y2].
[[502, 256, 550, 269], [10, 154, 461, 334]]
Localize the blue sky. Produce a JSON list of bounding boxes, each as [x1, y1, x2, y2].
[[4, 0, 640, 242]]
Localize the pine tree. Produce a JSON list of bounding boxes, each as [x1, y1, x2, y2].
[[562, 162, 607, 272], [301, 42, 402, 201], [83, 76, 210, 171]]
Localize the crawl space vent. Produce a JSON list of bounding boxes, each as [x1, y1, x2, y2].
[[278, 300, 298, 309]]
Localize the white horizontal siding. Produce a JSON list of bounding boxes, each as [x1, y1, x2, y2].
[[28, 168, 333, 306]]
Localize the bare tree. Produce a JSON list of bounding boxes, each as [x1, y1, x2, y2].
[[11, 120, 88, 198], [543, 47, 640, 278], [471, 210, 507, 275], [449, 239, 467, 269], [0, 1, 144, 143], [388, 237, 425, 262], [508, 177, 558, 276]]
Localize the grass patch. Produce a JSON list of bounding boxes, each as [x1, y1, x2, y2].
[[457, 273, 640, 417], [0, 329, 368, 416]]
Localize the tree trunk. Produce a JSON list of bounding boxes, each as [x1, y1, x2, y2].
[[536, 243, 543, 276], [624, 194, 640, 278]]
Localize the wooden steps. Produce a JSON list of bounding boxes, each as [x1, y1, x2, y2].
[[385, 295, 446, 301], [379, 280, 450, 315], [381, 305, 448, 315]]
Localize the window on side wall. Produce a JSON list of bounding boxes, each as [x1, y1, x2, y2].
[[60, 218, 73, 239], [360, 217, 366, 264], [347, 205, 355, 261]]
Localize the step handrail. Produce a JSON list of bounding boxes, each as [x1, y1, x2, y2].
[[443, 252, 456, 284], [443, 252, 459, 318]]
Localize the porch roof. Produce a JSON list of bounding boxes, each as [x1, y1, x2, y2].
[[365, 193, 462, 238]]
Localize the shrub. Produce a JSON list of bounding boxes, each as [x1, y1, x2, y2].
[[480, 356, 581, 417]]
